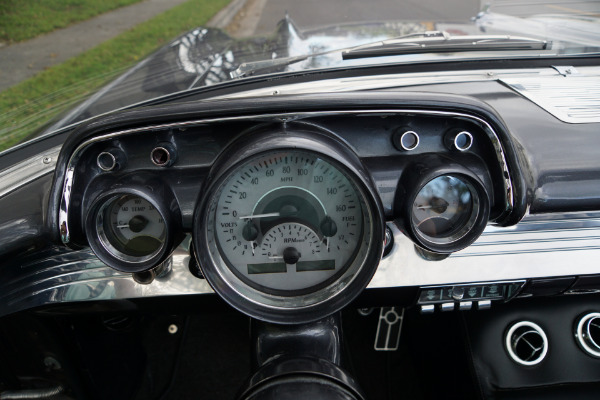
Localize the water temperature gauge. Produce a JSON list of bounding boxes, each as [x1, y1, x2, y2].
[[103, 194, 166, 258], [85, 188, 179, 272]]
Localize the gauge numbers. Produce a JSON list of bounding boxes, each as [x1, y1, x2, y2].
[[210, 150, 368, 293], [99, 194, 166, 259]]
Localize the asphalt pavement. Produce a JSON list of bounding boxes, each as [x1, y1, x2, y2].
[[252, 0, 600, 35], [253, 0, 481, 35]]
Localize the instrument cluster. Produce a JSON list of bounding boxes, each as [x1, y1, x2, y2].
[[61, 109, 508, 323]]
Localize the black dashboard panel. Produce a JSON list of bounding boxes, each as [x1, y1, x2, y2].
[[38, 91, 521, 324], [2, 88, 599, 321], [47, 91, 529, 242]]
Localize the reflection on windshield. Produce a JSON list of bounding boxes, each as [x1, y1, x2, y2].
[[171, 29, 236, 87]]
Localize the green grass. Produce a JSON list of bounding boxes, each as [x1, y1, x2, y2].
[[0, 0, 230, 151], [0, 0, 144, 43]]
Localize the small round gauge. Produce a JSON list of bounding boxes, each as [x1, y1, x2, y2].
[[85, 188, 178, 272], [406, 172, 489, 253], [412, 175, 476, 241], [195, 144, 384, 324], [99, 194, 166, 259]]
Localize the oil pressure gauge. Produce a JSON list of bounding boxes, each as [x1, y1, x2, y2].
[[194, 133, 384, 324], [85, 187, 180, 272]]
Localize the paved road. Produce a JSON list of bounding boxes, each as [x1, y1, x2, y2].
[[251, 0, 600, 35], [2, 0, 599, 91], [488, 0, 600, 17], [253, 0, 481, 35]]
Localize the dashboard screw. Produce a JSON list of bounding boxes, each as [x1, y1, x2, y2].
[[42, 156, 52, 164]]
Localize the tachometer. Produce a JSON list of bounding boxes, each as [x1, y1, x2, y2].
[[194, 138, 384, 324]]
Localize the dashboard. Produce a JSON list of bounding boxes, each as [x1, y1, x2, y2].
[[2, 73, 600, 324], [39, 90, 514, 323], [2, 66, 600, 398]]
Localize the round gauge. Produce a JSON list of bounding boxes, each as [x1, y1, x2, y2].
[[85, 188, 178, 272], [98, 194, 166, 259], [405, 170, 489, 253], [195, 146, 384, 323], [412, 175, 477, 242]]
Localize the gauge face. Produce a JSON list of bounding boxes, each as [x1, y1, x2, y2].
[[205, 150, 373, 295], [411, 175, 479, 243], [97, 194, 166, 260]]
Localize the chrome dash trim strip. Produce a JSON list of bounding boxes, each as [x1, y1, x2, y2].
[[0, 145, 61, 199], [369, 212, 600, 288], [3, 212, 600, 318], [59, 109, 514, 243], [0, 243, 214, 318]]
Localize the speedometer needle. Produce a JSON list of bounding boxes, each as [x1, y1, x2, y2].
[[239, 212, 280, 219]]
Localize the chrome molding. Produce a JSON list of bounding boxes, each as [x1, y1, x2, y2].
[[0, 145, 61, 199], [370, 211, 600, 287], [0, 239, 214, 318], [58, 108, 514, 243], [212, 67, 588, 100], [3, 212, 600, 318]]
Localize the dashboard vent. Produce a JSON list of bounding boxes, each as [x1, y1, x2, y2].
[[501, 75, 600, 123], [575, 312, 600, 358], [505, 321, 548, 366]]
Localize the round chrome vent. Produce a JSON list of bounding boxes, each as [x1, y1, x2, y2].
[[505, 321, 548, 366], [575, 312, 600, 358]]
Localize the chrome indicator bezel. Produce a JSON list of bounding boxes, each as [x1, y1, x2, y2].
[[193, 132, 385, 324]]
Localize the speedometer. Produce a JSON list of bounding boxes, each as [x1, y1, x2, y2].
[[194, 138, 384, 324], [214, 151, 365, 293]]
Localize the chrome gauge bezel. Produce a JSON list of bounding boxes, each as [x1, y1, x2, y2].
[[84, 187, 178, 273], [194, 132, 385, 324], [400, 158, 490, 254]]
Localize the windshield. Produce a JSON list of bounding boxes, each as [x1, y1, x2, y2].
[[0, 0, 599, 152]]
